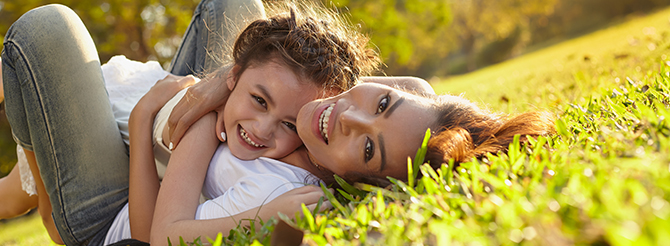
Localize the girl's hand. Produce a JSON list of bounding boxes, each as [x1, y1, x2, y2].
[[136, 74, 198, 116], [263, 186, 333, 219], [167, 71, 232, 147]]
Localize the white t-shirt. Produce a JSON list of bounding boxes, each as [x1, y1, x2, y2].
[[104, 144, 317, 245], [100, 56, 320, 244]]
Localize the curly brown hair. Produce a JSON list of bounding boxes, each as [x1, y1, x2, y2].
[[229, 1, 380, 94]]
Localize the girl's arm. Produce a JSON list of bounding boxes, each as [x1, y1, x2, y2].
[[128, 75, 197, 241], [150, 113, 329, 245], [362, 76, 435, 95]]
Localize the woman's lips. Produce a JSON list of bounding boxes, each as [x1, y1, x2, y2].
[[312, 103, 331, 144]]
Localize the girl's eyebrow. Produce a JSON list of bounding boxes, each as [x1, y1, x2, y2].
[[256, 84, 274, 105]]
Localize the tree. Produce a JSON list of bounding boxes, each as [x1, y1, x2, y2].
[[328, 0, 452, 75], [0, 0, 199, 66], [0, 0, 198, 176]]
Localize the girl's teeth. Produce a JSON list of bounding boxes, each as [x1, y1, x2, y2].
[[239, 128, 264, 148]]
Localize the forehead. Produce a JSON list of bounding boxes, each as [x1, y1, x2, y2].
[[244, 62, 320, 103], [384, 99, 434, 178]]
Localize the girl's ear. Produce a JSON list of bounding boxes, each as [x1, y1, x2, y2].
[[227, 65, 241, 91], [215, 104, 227, 142]]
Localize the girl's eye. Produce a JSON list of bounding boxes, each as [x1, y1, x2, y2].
[[283, 122, 297, 132], [364, 137, 374, 162], [253, 95, 267, 108], [376, 95, 390, 114]]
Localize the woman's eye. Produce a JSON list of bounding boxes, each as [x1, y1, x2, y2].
[[376, 95, 390, 114], [364, 137, 374, 162], [283, 122, 297, 132], [252, 95, 267, 108]]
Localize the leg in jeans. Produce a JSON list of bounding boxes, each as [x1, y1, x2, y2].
[[169, 0, 265, 76], [2, 4, 128, 245]]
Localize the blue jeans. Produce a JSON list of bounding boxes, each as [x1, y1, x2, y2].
[[170, 0, 265, 76], [1, 1, 262, 245]]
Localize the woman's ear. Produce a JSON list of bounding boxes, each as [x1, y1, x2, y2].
[[227, 65, 241, 91]]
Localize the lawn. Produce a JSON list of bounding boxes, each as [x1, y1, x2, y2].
[[3, 6, 670, 246], [0, 212, 57, 246]]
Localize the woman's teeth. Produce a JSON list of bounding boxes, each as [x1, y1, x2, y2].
[[239, 128, 264, 148], [319, 103, 335, 143]]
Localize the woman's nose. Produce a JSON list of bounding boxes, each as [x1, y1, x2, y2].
[[339, 105, 370, 136]]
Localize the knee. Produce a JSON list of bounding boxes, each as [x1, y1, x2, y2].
[[6, 4, 80, 41]]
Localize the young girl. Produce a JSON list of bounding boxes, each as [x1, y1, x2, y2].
[[0, 1, 379, 245]]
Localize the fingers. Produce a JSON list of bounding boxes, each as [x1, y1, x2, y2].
[[179, 75, 198, 89], [167, 108, 199, 148], [305, 200, 332, 212]]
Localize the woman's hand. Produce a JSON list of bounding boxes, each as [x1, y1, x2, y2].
[[167, 71, 232, 147], [135, 74, 198, 117], [262, 186, 333, 219]]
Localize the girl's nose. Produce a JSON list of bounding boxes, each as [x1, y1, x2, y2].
[[253, 118, 276, 141]]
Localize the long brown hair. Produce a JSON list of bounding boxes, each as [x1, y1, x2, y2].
[[423, 94, 556, 172]]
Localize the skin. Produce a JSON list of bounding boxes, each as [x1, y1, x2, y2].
[[139, 62, 326, 244], [218, 62, 319, 160], [297, 82, 438, 181]]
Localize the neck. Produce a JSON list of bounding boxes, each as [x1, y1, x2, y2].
[[279, 146, 331, 182]]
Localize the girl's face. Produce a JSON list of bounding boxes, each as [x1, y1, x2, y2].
[[297, 83, 437, 181], [222, 61, 319, 160]]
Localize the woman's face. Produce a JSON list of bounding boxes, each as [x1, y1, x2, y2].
[[297, 83, 437, 181]]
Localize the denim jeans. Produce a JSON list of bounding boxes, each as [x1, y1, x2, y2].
[[169, 0, 265, 76], [1, 1, 262, 245]]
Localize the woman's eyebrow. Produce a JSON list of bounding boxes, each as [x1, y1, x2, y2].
[[378, 133, 386, 172], [256, 84, 274, 105], [384, 97, 404, 118]]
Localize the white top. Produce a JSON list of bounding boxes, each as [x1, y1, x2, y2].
[[97, 56, 320, 244], [104, 144, 317, 245]]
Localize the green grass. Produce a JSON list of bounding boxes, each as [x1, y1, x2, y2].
[[5, 6, 670, 246], [0, 212, 57, 246]]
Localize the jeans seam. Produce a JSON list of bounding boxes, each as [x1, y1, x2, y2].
[[6, 38, 78, 245]]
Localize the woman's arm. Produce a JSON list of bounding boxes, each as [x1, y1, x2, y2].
[[0, 163, 37, 219], [362, 76, 435, 95], [128, 75, 196, 241]]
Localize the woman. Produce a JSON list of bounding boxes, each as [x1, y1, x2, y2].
[[2, 2, 555, 246], [145, 76, 555, 245]]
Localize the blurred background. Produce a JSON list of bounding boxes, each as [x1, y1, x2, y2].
[[0, 0, 669, 176]]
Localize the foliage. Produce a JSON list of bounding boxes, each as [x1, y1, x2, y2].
[[0, 0, 199, 66], [3, 2, 670, 245], [283, 64, 670, 245], [327, 0, 452, 74], [154, 6, 670, 245]]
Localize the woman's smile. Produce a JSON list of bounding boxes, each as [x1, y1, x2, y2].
[[297, 83, 437, 180], [318, 103, 336, 144]]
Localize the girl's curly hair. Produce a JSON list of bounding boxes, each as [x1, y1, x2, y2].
[[230, 1, 380, 94]]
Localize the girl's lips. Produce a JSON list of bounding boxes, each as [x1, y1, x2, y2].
[[236, 125, 266, 150], [311, 103, 331, 144]]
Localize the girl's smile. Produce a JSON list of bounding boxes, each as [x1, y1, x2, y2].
[[222, 60, 319, 160]]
